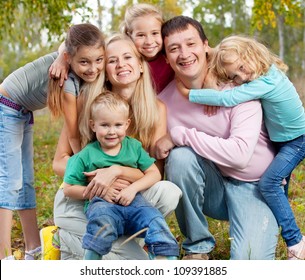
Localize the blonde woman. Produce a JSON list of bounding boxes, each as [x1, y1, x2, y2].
[[52, 34, 182, 260]]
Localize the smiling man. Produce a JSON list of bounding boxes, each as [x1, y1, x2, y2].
[[156, 16, 279, 260]]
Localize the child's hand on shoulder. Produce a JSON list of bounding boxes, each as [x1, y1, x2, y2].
[[176, 77, 190, 98]]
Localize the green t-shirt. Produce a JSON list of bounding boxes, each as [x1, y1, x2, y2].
[[64, 136, 155, 187]]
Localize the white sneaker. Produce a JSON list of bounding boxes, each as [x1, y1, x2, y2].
[[24, 246, 41, 260], [2, 255, 15, 260], [287, 236, 305, 260]]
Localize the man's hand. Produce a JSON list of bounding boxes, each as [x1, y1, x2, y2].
[[155, 133, 175, 159]]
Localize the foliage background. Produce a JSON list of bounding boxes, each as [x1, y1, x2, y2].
[[1, 0, 304, 259]]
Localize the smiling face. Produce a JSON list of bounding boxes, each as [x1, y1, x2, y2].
[[129, 15, 163, 61], [105, 39, 143, 96], [223, 54, 255, 85], [67, 44, 104, 83], [90, 106, 130, 153], [163, 24, 209, 87]]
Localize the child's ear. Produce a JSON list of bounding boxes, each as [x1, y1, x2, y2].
[[64, 52, 71, 64], [89, 120, 96, 132], [126, 118, 131, 129]]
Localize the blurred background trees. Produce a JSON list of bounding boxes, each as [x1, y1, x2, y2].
[[0, 0, 304, 93]]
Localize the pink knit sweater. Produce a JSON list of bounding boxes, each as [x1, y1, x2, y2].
[[158, 80, 275, 181]]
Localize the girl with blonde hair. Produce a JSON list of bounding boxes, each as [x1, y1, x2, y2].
[[179, 34, 305, 260], [120, 3, 174, 93]]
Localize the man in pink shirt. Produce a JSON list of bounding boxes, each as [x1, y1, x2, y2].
[[156, 16, 279, 260]]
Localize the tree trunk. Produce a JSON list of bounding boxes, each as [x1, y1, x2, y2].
[[277, 14, 285, 60], [96, 0, 103, 31], [302, 8, 305, 71]]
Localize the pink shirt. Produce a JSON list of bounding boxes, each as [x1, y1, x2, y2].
[[148, 53, 175, 94], [158, 80, 275, 181]]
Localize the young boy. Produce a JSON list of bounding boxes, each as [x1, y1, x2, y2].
[[62, 91, 179, 260]]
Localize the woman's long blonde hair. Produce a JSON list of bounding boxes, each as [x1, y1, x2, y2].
[[47, 23, 105, 119], [209, 35, 288, 83], [79, 33, 159, 150], [78, 72, 105, 147]]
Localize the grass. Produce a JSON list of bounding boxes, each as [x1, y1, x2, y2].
[[11, 107, 305, 260]]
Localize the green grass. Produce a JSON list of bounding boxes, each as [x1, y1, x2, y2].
[[11, 110, 305, 260]]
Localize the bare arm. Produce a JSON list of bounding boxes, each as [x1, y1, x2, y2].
[[62, 93, 81, 155], [52, 124, 73, 177], [62, 182, 88, 200], [149, 99, 167, 175]]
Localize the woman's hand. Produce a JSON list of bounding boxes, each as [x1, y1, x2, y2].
[[83, 166, 121, 200], [96, 178, 131, 203], [102, 187, 121, 203], [115, 187, 137, 206]]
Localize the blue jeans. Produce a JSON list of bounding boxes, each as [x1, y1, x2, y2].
[[83, 194, 179, 257], [165, 147, 279, 260], [259, 135, 305, 247], [0, 101, 35, 210]]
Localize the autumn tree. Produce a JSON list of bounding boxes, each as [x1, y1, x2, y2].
[[0, 0, 92, 46], [251, 0, 302, 60], [0, 0, 92, 81], [191, 0, 252, 46]]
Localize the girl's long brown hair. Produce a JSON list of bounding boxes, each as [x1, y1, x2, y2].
[[47, 23, 105, 119]]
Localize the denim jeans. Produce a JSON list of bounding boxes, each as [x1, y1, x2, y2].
[[83, 194, 179, 257], [165, 147, 279, 260], [0, 101, 35, 210], [258, 134, 305, 247], [54, 181, 181, 260]]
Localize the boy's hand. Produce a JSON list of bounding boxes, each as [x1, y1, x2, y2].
[[115, 187, 137, 206], [102, 187, 120, 203]]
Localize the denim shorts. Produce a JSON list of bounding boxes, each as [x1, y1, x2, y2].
[[0, 100, 35, 210]]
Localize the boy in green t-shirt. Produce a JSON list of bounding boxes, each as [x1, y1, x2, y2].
[[63, 91, 179, 260]]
